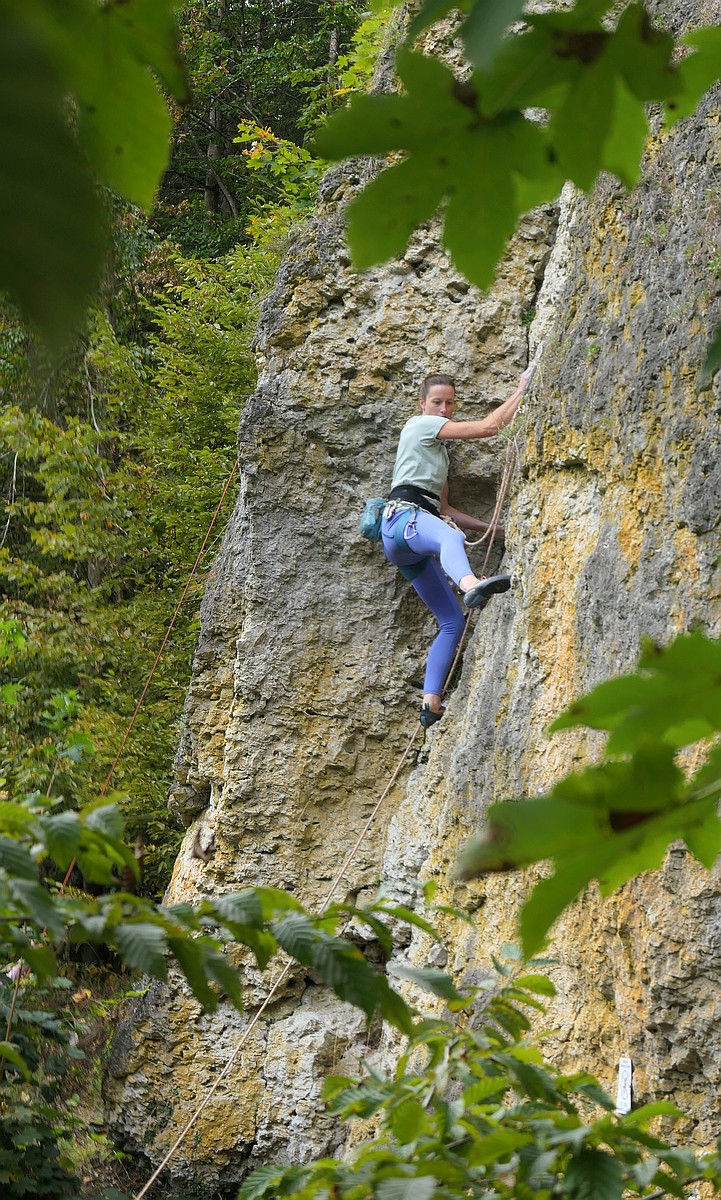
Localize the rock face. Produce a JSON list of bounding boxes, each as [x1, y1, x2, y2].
[[104, 4, 721, 1185]]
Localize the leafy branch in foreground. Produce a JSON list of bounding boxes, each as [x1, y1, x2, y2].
[[0, 791, 419, 1062], [239, 946, 721, 1200], [313, 1, 720, 373], [458, 631, 721, 955], [1, 0, 186, 340]]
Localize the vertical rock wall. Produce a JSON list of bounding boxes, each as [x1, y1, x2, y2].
[[105, 2, 721, 1185]]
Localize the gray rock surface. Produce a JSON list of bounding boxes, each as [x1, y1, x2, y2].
[[105, 2, 721, 1184]]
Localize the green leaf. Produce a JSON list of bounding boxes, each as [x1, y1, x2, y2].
[[463, 1075, 512, 1103], [457, 798, 605, 877], [679, 800, 721, 870], [700, 321, 721, 389], [75, 37, 172, 209], [0, 835, 38, 881], [166, 936, 216, 1010], [518, 847, 613, 957], [666, 26, 721, 126], [0, 804, 37, 836], [272, 912, 318, 966], [237, 1165, 288, 1200], [253, 885, 303, 919], [101, 0, 188, 102], [322, 1074, 357, 1102], [468, 1126, 532, 1165], [0, 2, 104, 340], [39, 811, 81, 867], [21, 942, 57, 980], [204, 948, 243, 1010], [461, 0, 527, 70], [59, 732, 95, 763], [601, 74, 649, 189], [514, 973, 556, 997], [550, 54, 614, 190], [389, 1097, 430, 1143], [312, 937, 379, 1020], [605, 3, 677, 102], [347, 156, 445, 268], [478, 26, 577, 116], [619, 1100, 684, 1125], [551, 633, 721, 752], [376, 1178, 436, 1200], [371, 902, 441, 941], [0, 1042, 30, 1080], [565, 1148, 624, 1200], [10, 878, 66, 936], [442, 114, 527, 288], [83, 802, 124, 839], [391, 965, 463, 1002], [213, 889, 264, 929], [375, 975, 415, 1037], [114, 921, 168, 978]]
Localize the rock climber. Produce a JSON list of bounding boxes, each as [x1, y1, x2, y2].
[[381, 368, 533, 728]]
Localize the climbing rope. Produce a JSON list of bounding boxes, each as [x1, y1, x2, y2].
[[134, 586, 490, 1197], [134, 354, 544, 1196], [464, 343, 543, 578], [134, 721, 423, 1200]]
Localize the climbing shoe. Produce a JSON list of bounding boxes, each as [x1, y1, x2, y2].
[[463, 574, 512, 610], [420, 703, 445, 728]]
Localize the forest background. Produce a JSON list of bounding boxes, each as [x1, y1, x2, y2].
[[1, 0, 387, 896], [0, 3, 393, 1193], [1, 1, 720, 1198]]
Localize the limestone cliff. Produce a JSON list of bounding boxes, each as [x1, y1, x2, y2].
[[104, 2, 721, 1186]]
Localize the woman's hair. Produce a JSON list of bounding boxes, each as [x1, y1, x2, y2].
[[419, 373, 455, 398]]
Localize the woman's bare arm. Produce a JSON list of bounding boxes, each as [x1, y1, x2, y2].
[[437, 367, 533, 441]]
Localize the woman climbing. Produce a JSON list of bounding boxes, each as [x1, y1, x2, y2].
[[381, 368, 533, 728]]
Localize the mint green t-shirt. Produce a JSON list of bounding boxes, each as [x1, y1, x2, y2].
[[390, 414, 450, 504]]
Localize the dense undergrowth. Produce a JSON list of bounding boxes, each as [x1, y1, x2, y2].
[[0, 3, 390, 1195]]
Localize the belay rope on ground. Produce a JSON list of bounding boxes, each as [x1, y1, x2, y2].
[[134, 349, 542, 1197]]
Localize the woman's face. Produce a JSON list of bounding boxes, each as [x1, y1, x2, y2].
[[419, 384, 456, 419]]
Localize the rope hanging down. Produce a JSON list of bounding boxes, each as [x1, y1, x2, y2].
[[464, 341, 544, 576], [134, 352, 542, 1197], [134, 720, 423, 1199]]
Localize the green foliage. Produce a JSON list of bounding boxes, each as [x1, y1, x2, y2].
[[290, 3, 400, 134], [0, 0, 186, 340], [0, 236, 278, 891], [314, 1, 721, 294], [158, 0, 363, 256], [459, 632, 721, 955], [238, 949, 720, 1200], [234, 121, 328, 242]]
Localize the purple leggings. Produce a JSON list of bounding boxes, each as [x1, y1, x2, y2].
[[381, 509, 471, 697]]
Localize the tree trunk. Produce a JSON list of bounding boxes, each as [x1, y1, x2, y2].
[[204, 0, 227, 213], [204, 100, 222, 213]]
